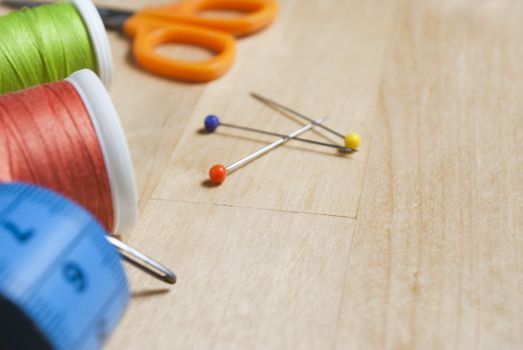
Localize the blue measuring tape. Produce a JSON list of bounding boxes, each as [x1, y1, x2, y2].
[[0, 183, 130, 350]]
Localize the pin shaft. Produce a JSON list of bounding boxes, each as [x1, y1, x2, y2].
[[251, 93, 345, 140], [226, 118, 325, 173], [106, 236, 177, 285], [219, 122, 355, 152]]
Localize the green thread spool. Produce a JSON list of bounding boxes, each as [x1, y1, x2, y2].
[[0, 0, 112, 94]]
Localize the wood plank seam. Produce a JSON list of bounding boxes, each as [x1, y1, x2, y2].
[[148, 197, 359, 220]]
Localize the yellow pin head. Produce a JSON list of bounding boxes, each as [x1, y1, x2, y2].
[[345, 133, 361, 150]]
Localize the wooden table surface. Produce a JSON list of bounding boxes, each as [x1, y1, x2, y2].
[[2, 0, 522, 348]]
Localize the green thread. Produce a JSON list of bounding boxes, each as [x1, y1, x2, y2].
[[0, 3, 97, 93]]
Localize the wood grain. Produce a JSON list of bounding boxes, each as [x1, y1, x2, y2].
[[110, 199, 355, 349], [1, 0, 522, 349], [335, 1, 523, 349]]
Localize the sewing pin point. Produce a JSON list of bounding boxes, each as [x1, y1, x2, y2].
[[209, 117, 325, 184], [251, 93, 361, 150], [204, 115, 355, 153]]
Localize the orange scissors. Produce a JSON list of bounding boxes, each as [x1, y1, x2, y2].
[[5, 0, 278, 82]]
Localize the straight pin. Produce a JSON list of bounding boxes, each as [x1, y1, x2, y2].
[[251, 92, 361, 150], [209, 118, 325, 184], [106, 236, 177, 285], [204, 115, 356, 153]]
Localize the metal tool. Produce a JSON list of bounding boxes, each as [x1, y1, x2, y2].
[[107, 236, 176, 285], [208, 118, 325, 184], [251, 92, 361, 149], [204, 114, 355, 153]]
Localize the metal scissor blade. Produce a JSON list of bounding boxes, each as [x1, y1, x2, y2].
[[1, 0, 134, 31], [95, 6, 134, 31], [1, 0, 45, 8]]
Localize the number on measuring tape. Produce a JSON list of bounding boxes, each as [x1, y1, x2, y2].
[[0, 183, 130, 350], [2, 220, 34, 242], [63, 262, 88, 293]]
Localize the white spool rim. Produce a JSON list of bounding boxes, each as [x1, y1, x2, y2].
[[66, 69, 138, 234], [70, 0, 113, 86]]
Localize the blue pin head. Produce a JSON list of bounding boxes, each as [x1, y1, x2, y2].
[[204, 115, 220, 132]]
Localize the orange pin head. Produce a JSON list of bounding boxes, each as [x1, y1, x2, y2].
[[209, 164, 227, 184]]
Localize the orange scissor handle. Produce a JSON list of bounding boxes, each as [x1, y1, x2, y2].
[[124, 15, 237, 82], [138, 0, 279, 37], [123, 0, 278, 82]]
